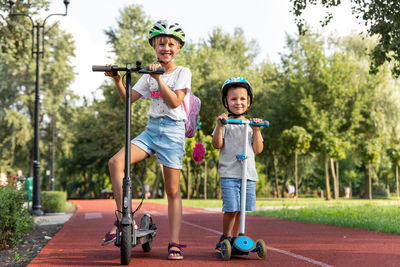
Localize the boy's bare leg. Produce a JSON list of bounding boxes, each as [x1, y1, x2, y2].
[[223, 212, 237, 237]]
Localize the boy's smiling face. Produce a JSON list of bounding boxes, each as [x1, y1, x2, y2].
[[153, 36, 180, 64], [225, 87, 250, 116]]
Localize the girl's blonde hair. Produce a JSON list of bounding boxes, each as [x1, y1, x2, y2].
[[151, 35, 180, 49]]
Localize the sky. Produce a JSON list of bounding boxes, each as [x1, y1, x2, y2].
[[46, 0, 365, 100]]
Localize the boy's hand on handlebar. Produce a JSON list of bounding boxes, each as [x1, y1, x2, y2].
[[250, 118, 262, 130], [216, 113, 228, 127]]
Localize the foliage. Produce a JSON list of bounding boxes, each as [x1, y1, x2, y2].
[[290, 0, 400, 76], [3, 3, 400, 201], [0, 185, 35, 250], [41, 190, 67, 213]]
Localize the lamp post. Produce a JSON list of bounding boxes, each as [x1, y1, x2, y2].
[[9, 0, 70, 216]]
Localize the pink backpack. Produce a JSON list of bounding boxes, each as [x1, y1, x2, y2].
[[182, 93, 201, 138]]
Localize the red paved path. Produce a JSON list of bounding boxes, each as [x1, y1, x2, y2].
[[29, 199, 400, 266]]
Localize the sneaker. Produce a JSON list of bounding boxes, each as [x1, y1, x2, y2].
[[215, 235, 231, 253]]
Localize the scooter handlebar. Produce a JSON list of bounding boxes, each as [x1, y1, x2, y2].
[[92, 65, 165, 74], [92, 65, 113, 72], [138, 67, 165, 74], [221, 118, 269, 127]]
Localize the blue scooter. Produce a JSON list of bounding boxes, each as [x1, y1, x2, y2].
[[220, 118, 269, 261]]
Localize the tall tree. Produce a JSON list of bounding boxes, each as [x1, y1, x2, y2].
[[290, 0, 400, 76]]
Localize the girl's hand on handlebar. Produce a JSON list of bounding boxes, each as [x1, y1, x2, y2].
[[148, 63, 162, 79], [104, 64, 121, 82]]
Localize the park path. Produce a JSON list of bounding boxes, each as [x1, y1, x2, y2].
[[28, 199, 400, 266]]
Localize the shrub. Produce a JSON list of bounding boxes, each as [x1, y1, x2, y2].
[[41, 191, 67, 213], [0, 185, 35, 250]]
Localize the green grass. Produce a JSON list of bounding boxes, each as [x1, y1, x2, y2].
[[251, 199, 400, 234], [139, 197, 400, 234]]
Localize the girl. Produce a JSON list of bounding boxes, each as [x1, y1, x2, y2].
[[102, 20, 190, 260]]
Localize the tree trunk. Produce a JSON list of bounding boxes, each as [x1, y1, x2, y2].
[[281, 174, 288, 198], [294, 152, 298, 198], [159, 164, 167, 200], [396, 164, 399, 199], [368, 163, 372, 200], [330, 158, 338, 200], [265, 161, 269, 198], [324, 153, 331, 200], [151, 163, 162, 198], [187, 159, 191, 200], [336, 161, 340, 197], [204, 160, 208, 200], [273, 154, 280, 199]]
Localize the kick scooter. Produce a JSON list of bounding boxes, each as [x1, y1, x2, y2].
[[220, 118, 269, 261], [92, 61, 163, 265]]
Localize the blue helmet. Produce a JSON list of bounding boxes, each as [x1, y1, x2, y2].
[[221, 77, 253, 110]]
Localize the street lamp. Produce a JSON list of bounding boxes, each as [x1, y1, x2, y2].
[[9, 0, 70, 216]]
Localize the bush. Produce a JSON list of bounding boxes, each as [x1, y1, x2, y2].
[[0, 185, 35, 250], [41, 191, 67, 213]]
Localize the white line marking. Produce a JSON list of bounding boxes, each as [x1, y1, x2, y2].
[[84, 212, 103, 219], [182, 220, 335, 267]]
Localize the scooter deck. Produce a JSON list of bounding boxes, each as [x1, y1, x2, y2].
[[136, 229, 155, 238]]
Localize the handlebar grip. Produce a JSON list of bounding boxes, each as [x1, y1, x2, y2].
[[222, 119, 243, 125], [92, 65, 112, 72], [138, 67, 165, 74], [250, 120, 269, 127], [221, 118, 269, 127]]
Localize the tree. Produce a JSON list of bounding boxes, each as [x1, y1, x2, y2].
[[387, 147, 400, 198], [360, 140, 381, 200], [280, 126, 311, 198], [290, 0, 400, 76]]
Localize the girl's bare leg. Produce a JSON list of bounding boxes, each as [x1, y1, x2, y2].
[[107, 144, 149, 234], [163, 166, 182, 257]]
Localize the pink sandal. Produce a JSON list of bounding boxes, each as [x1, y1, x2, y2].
[[101, 220, 119, 246], [168, 242, 187, 260]]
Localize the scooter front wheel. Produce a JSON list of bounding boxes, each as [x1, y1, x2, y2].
[[255, 239, 266, 260], [220, 239, 231, 261], [121, 224, 132, 265]]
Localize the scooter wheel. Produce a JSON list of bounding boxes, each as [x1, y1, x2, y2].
[[255, 239, 267, 260], [121, 224, 132, 265], [140, 214, 153, 252], [220, 239, 231, 261]]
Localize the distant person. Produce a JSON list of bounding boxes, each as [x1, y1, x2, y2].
[[0, 172, 7, 186], [288, 184, 295, 198], [16, 169, 26, 190], [102, 20, 190, 260], [212, 77, 264, 253], [144, 184, 151, 199]]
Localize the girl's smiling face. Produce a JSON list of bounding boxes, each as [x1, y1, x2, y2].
[[153, 36, 180, 63], [225, 87, 250, 116]]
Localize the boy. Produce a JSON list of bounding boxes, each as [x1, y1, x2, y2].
[[212, 77, 264, 252]]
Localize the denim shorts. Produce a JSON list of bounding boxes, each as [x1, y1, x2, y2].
[[131, 117, 185, 169], [220, 178, 256, 212]]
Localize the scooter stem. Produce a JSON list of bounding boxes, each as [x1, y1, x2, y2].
[[122, 63, 132, 226], [239, 122, 249, 235]]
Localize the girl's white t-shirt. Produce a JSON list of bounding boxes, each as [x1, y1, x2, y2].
[[133, 66, 191, 121]]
